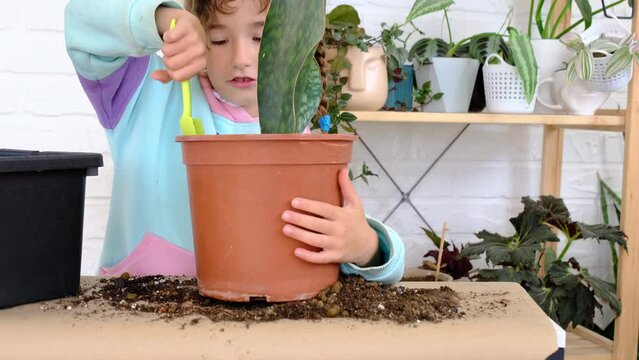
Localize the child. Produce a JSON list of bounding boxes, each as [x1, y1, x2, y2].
[[64, 0, 405, 283]]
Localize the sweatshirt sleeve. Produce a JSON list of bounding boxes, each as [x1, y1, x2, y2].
[[340, 215, 405, 284], [64, 0, 181, 129], [65, 0, 181, 80]]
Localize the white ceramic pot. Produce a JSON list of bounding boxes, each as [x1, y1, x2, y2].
[[531, 39, 573, 114], [414, 57, 479, 113], [537, 70, 611, 115]]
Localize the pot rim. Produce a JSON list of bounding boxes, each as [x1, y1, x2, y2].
[[177, 133, 358, 142]]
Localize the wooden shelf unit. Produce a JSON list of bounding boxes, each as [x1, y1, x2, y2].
[[351, 110, 626, 131], [349, 4, 638, 357]]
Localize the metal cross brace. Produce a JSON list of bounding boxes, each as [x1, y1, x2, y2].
[[357, 123, 470, 233]]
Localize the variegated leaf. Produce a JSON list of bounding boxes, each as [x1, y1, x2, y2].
[[405, 0, 454, 23], [576, 50, 593, 80], [566, 59, 578, 81], [605, 47, 632, 77], [508, 27, 538, 104]]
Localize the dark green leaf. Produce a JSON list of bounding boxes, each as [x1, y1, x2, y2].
[[523, 195, 571, 227], [327, 4, 360, 27], [547, 261, 581, 290], [577, 223, 628, 250], [258, 0, 325, 133], [574, 0, 593, 29], [339, 111, 357, 122], [462, 231, 512, 266], [582, 270, 621, 315], [433, 92, 444, 100]]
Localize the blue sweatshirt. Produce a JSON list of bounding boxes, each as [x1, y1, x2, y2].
[[64, 0, 404, 283]]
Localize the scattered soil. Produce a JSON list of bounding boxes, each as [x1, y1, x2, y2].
[[401, 275, 437, 281], [59, 274, 463, 325]]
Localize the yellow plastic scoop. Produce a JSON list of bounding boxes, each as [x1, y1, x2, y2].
[[170, 19, 204, 135]]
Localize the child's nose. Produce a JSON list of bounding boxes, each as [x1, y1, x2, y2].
[[232, 40, 252, 69]]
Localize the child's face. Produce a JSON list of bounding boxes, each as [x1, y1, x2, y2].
[[206, 0, 266, 117]]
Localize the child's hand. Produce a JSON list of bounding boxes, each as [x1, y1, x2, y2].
[[152, 8, 208, 83], [282, 168, 380, 267]]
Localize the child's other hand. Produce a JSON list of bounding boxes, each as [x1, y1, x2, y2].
[[152, 8, 207, 83], [281, 168, 379, 267]]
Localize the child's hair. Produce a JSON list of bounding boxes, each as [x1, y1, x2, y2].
[[185, 0, 271, 26]]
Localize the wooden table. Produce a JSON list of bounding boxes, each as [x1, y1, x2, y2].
[[0, 280, 563, 360]]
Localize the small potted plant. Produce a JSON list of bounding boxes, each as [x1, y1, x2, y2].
[[408, 1, 483, 113], [483, 27, 539, 114], [525, 0, 627, 113], [560, 30, 637, 92], [323, 4, 388, 112], [368, 0, 454, 111], [460, 195, 627, 329], [419, 227, 476, 281], [178, 0, 355, 302]]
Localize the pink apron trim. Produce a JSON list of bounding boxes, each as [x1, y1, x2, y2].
[[99, 233, 196, 276]]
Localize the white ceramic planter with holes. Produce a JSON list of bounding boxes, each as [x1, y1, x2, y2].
[[483, 54, 539, 114]]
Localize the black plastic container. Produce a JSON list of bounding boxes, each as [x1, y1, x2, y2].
[[0, 149, 103, 308]]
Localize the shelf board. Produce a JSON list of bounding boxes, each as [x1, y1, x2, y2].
[[566, 326, 614, 360], [350, 110, 626, 131]]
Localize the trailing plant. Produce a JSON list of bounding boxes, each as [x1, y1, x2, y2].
[[460, 195, 627, 329], [560, 31, 639, 81], [367, 0, 453, 82], [320, 4, 370, 134], [413, 80, 443, 109], [318, 4, 378, 184], [527, 0, 627, 39], [421, 228, 476, 280]]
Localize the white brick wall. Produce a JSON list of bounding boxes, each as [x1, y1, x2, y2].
[[0, 0, 628, 280]]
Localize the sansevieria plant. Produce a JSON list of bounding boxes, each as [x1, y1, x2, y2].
[[257, 0, 325, 134]]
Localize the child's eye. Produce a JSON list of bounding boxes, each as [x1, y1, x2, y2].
[[210, 40, 228, 46]]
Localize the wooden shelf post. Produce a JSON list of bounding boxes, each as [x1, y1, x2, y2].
[[613, 8, 639, 359]]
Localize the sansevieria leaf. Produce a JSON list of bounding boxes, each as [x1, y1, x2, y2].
[[258, 0, 325, 133], [508, 27, 538, 104], [405, 0, 454, 23]]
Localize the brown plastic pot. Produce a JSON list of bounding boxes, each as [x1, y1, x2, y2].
[[177, 134, 357, 302]]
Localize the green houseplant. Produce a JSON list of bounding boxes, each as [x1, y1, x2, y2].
[[178, 0, 356, 302], [527, 0, 627, 39], [460, 196, 627, 329], [367, 0, 454, 110], [560, 31, 637, 91], [322, 4, 389, 113], [420, 228, 476, 280], [526, 0, 628, 114]]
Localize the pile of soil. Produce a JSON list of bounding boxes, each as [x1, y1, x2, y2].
[[61, 274, 463, 325]]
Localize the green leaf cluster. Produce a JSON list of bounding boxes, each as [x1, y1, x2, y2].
[[461, 195, 627, 329], [528, 0, 627, 39], [560, 32, 639, 81]]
